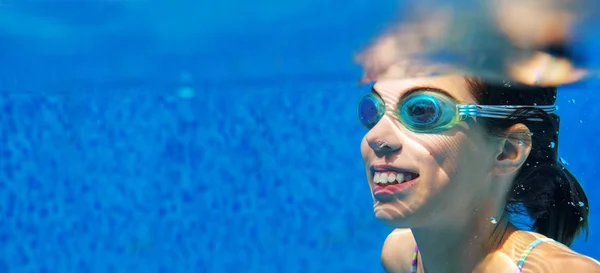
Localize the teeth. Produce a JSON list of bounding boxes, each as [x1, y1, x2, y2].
[[395, 173, 404, 183], [373, 171, 415, 185], [380, 173, 388, 184], [387, 173, 396, 183]]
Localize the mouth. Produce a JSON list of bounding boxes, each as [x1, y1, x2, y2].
[[369, 165, 420, 201], [370, 165, 420, 186], [372, 171, 419, 186]]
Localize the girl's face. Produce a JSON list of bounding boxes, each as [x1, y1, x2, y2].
[[360, 75, 502, 227]]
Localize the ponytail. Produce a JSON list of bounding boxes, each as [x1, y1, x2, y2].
[[508, 160, 589, 246]]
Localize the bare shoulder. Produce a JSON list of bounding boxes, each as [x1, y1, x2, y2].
[[381, 228, 416, 273], [539, 242, 600, 273], [559, 254, 600, 272], [512, 231, 600, 273]]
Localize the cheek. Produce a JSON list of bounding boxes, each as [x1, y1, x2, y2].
[[360, 136, 371, 165], [412, 134, 464, 174], [408, 132, 486, 199], [411, 130, 492, 193]]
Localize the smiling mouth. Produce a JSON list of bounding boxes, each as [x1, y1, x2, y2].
[[373, 171, 419, 186]]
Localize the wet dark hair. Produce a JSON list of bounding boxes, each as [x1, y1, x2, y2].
[[466, 78, 589, 246]]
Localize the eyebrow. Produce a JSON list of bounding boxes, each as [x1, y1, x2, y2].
[[371, 85, 458, 101]]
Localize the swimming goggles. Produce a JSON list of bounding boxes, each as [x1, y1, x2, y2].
[[357, 90, 557, 133]]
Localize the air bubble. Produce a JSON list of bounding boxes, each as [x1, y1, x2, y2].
[[579, 120, 583, 123], [569, 99, 575, 104], [559, 157, 569, 165]]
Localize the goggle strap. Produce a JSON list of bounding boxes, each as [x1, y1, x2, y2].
[[459, 104, 557, 112], [458, 104, 557, 120], [465, 113, 546, 121]]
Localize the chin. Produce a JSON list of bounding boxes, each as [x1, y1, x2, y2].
[[373, 202, 414, 228]]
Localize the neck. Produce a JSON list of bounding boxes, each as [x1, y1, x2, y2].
[[411, 205, 512, 273]]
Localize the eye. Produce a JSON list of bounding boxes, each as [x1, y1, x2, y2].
[[358, 93, 385, 129], [401, 95, 442, 126]]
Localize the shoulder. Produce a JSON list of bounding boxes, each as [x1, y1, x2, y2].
[[538, 243, 600, 273], [512, 231, 600, 273], [381, 228, 416, 273], [559, 255, 600, 272]]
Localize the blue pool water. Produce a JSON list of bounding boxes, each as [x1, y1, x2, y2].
[[1, 1, 600, 272]]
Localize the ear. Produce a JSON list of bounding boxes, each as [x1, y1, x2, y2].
[[492, 123, 532, 176]]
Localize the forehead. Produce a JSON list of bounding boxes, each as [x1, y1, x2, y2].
[[372, 75, 477, 104]]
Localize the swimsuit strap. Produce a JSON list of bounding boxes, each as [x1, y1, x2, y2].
[[410, 245, 419, 273], [515, 237, 555, 273], [411, 237, 555, 273]]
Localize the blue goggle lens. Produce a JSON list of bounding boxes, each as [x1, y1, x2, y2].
[[401, 95, 441, 126], [402, 97, 441, 126], [358, 93, 385, 129], [399, 92, 459, 132]]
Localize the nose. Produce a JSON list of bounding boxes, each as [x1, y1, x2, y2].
[[365, 116, 402, 155]]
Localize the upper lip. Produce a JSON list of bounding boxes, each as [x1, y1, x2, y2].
[[370, 164, 418, 174]]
